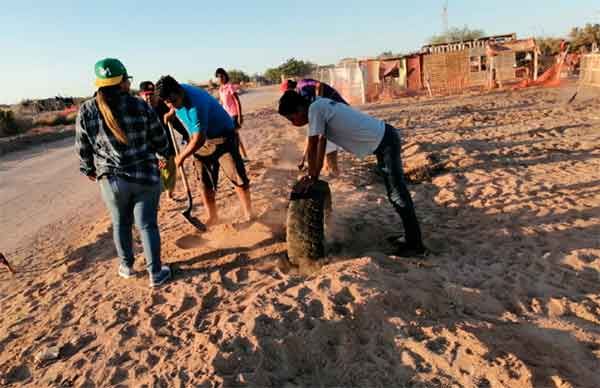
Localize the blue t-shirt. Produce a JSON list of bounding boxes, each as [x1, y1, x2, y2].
[[176, 84, 234, 139]]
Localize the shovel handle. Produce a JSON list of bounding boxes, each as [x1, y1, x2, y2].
[[166, 123, 193, 210]]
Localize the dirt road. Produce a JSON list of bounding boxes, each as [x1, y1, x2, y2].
[[0, 86, 280, 259]]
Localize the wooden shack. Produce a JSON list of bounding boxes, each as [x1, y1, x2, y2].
[[420, 33, 538, 94]]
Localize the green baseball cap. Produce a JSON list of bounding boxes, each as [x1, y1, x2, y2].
[[94, 58, 128, 88]]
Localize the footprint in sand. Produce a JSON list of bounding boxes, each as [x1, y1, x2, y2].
[[146, 352, 160, 367], [306, 299, 324, 318], [149, 314, 170, 337], [3, 365, 31, 385], [193, 286, 223, 330], [333, 287, 355, 305], [151, 293, 167, 306], [118, 324, 138, 344], [168, 295, 198, 320], [60, 302, 75, 323], [203, 222, 274, 250], [425, 336, 449, 355], [109, 367, 129, 386], [175, 234, 207, 250]]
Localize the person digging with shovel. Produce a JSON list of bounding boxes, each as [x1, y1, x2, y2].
[[278, 90, 427, 257], [156, 75, 253, 227], [75, 58, 172, 287]]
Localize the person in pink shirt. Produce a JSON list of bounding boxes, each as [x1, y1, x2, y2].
[[215, 68, 248, 159]]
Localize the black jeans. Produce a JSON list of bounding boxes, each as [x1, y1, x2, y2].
[[374, 124, 423, 248]]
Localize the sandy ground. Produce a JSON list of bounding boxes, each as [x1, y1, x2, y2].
[[0, 138, 103, 258], [0, 86, 281, 259], [1, 85, 600, 387]]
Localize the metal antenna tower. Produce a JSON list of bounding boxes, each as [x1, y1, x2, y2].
[[442, 0, 449, 43]]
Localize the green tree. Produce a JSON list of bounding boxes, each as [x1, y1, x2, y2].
[[377, 50, 405, 59], [0, 109, 19, 136], [536, 37, 564, 56], [429, 26, 485, 45], [569, 23, 600, 51], [262, 58, 318, 84], [264, 67, 282, 83], [227, 69, 250, 84], [278, 58, 316, 78]]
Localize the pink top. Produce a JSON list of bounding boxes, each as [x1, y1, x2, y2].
[[219, 84, 240, 117]]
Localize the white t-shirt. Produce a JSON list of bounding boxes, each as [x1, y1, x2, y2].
[[308, 98, 385, 158]]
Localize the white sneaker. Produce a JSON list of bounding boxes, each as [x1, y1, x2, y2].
[[118, 264, 135, 279]]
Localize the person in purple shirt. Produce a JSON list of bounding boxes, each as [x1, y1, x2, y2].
[[281, 79, 348, 176], [280, 78, 348, 105]]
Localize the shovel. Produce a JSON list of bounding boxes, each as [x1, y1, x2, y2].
[[0, 253, 15, 275], [567, 82, 583, 104], [166, 123, 206, 232]]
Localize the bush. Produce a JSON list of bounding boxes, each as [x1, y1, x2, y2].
[[278, 58, 316, 79], [65, 111, 77, 124], [569, 23, 600, 51], [429, 26, 485, 45], [32, 111, 75, 127], [264, 67, 282, 83], [33, 113, 64, 126], [262, 58, 317, 84], [536, 37, 563, 56], [227, 69, 250, 84], [0, 109, 19, 136]]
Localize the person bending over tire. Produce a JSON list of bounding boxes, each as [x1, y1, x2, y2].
[[156, 75, 252, 226], [278, 90, 426, 257], [75, 58, 172, 287]]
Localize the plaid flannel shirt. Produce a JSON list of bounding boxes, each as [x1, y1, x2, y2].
[[75, 93, 171, 185]]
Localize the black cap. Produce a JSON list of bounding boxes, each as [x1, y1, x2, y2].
[[139, 81, 155, 95]]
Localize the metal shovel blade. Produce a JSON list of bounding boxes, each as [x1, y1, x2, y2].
[[166, 122, 207, 233], [0, 253, 15, 275], [182, 209, 207, 232]]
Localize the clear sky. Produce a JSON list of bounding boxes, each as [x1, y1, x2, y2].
[[0, 0, 598, 104]]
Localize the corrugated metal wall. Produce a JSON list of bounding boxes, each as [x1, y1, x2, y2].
[[313, 63, 366, 105], [580, 54, 600, 87], [406, 56, 422, 91]]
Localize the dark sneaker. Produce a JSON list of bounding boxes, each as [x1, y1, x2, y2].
[[395, 243, 429, 258], [150, 265, 172, 288], [118, 264, 135, 279]]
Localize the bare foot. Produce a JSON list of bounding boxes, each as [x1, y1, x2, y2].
[[242, 211, 255, 223], [203, 216, 220, 227], [234, 214, 255, 230]]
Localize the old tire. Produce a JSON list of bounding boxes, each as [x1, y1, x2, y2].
[[286, 180, 332, 272]]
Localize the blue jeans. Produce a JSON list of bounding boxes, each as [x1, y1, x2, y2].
[[99, 176, 162, 275], [374, 125, 424, 248]]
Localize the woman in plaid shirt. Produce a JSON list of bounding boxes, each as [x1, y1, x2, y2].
[[75, 58, 172, 287]]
